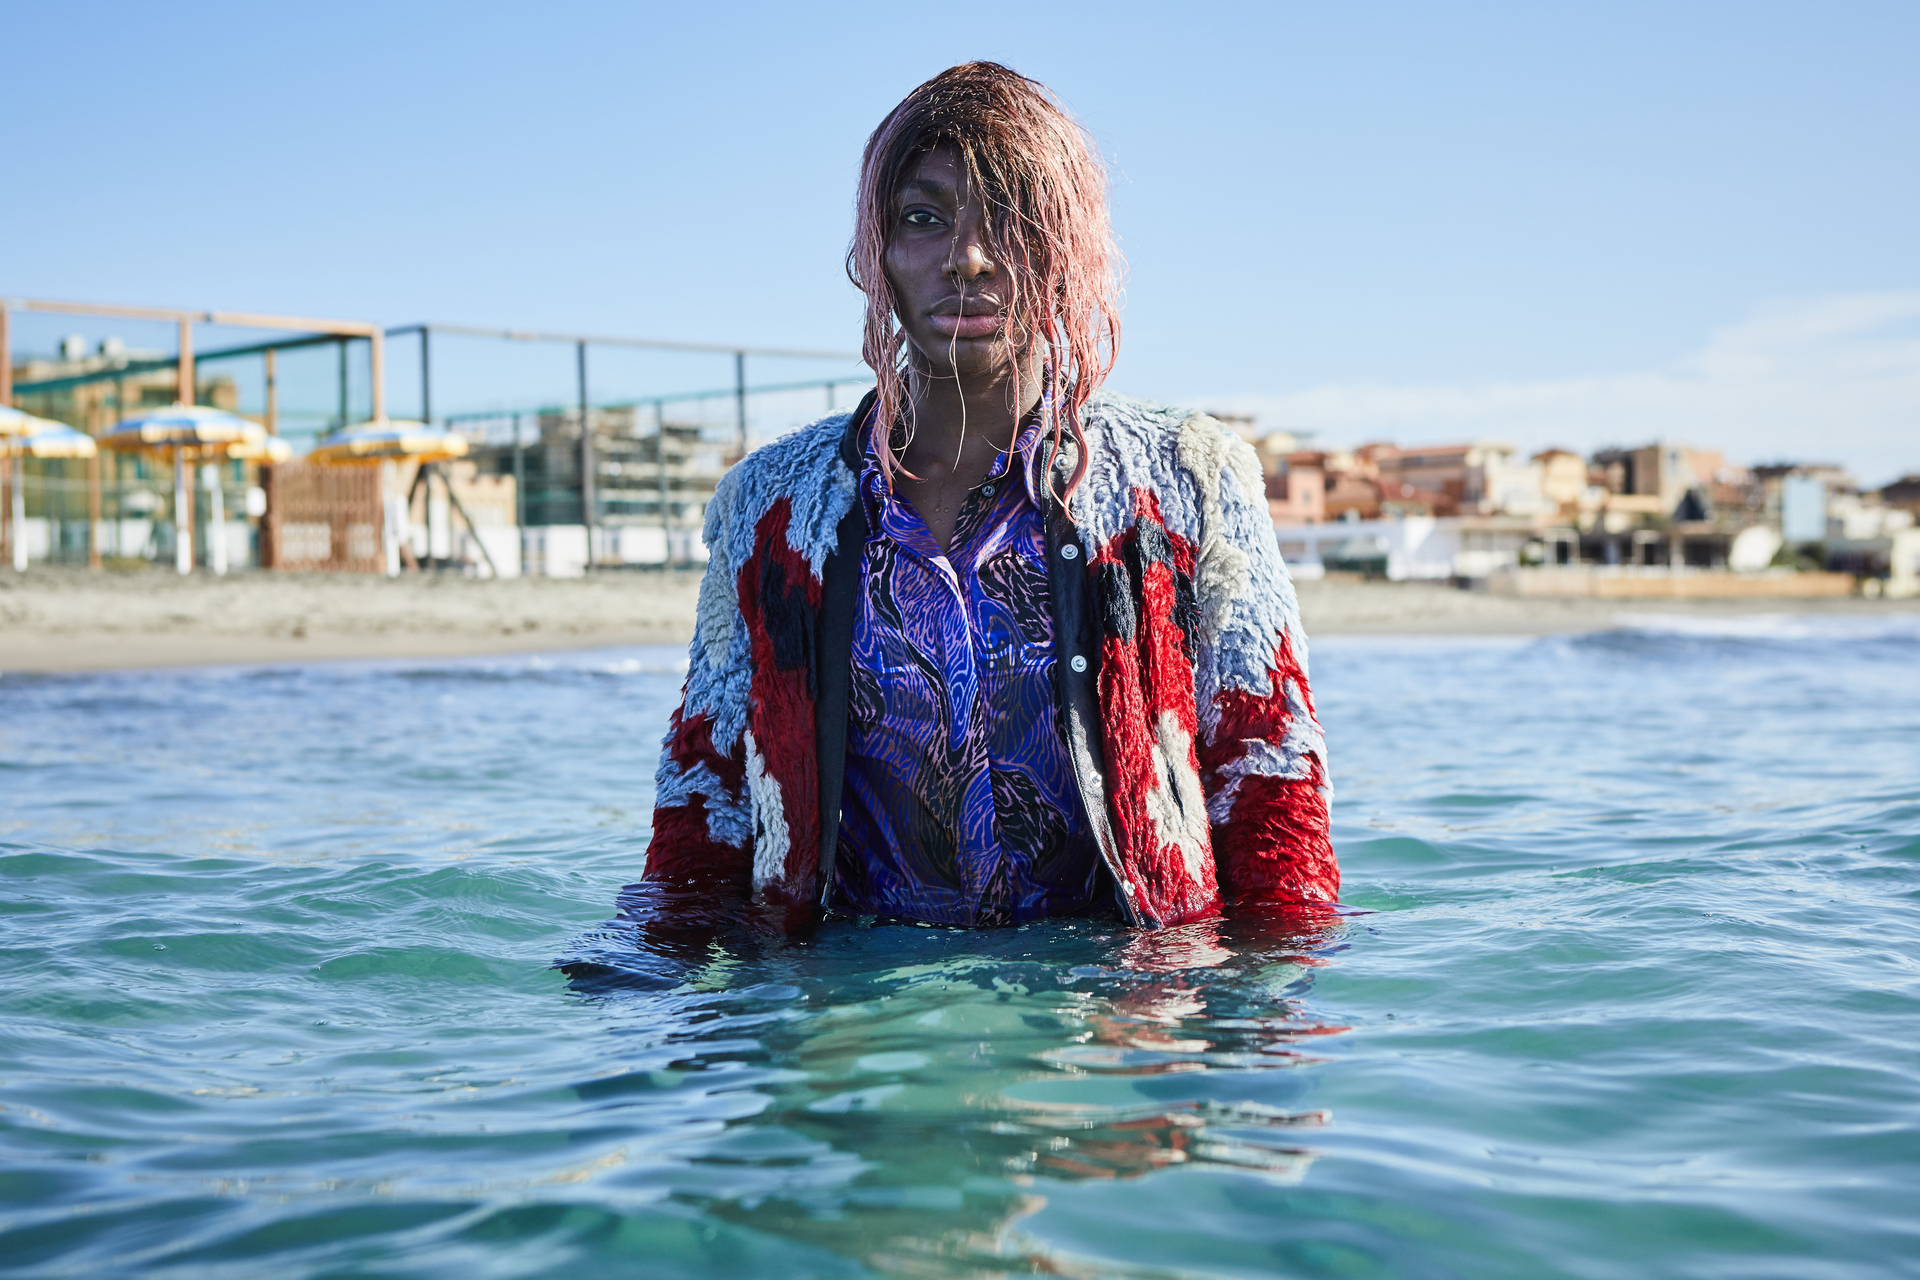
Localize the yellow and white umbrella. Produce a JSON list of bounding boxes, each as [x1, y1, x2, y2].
[[102, 405, 257, 576], [1, 406, 66, 438], [100, 404, 255, 452], [307, 419, 469, 465], [9, 421, 98, 459], [3, 413, 96, 571], [220, 426, 294, 464]]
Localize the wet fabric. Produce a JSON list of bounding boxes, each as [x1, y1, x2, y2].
[[831, 419, 1102, 924]]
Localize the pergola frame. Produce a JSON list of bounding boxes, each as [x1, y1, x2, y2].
[[0, 296, 386, 420]]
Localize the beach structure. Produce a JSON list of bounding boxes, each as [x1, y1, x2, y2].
[[1, 297, 388, 572], [416, 322, 863, 574], [4, 296, 870, 574], [309, 419, 477, 576], [3, 410, 95, 572]]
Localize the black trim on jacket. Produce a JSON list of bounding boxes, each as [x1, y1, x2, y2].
[[811, 393, 1139, 924]]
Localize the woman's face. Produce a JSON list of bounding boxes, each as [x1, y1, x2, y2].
[[883, 144, 1025, 382]]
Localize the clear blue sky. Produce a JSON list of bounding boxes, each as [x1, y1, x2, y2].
[[4, 1, 1915, 480]]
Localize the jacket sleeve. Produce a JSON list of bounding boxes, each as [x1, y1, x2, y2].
[[1182, 419, 1338, 906], [631, 470, 756, 916]]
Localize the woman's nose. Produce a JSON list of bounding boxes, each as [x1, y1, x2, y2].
[[946, 240, 994, 282]]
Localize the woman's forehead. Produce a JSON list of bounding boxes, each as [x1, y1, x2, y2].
[[898, 144, 968, 197]]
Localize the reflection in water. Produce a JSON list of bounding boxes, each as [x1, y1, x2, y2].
[[565, 908, 1350, 1274]]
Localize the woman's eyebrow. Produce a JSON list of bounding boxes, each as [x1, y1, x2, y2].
[[898, 177, 956, 201]]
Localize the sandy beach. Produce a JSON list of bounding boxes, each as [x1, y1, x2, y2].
[[1, 566, 1913, 673]]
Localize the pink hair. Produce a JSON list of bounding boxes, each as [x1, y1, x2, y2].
[[846, 62, 1121, 506]]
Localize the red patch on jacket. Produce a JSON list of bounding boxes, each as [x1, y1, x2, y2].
[[643, 793, 750, 898], [1093, 490, 1220, 927], [1201, 631, 1337, 904], [735, 498, 824, 913]]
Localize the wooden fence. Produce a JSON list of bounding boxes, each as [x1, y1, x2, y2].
[[261, 464, 383, 573]]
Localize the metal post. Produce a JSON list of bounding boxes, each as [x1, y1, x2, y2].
[[87, 402, 102, 571], [512, 413, 526, 527], [577, 340, 594, 568], [370, 330, 385, 422], [657, 400, 670, 568], [264, 348, 278, 435], [512, 413, 528, 576], [406, 460, 430, 564], [734, 350, 748, 458], [178, 318, 194, 405], [337, 338, 349, 430], [0, 303, 11, 406], [173, 449, 191, 574], [380, 459, 401, 577], [205, 462, 227, 576], [7, 455, 23, 572], [419, 326, 431, 426], [113, 377, 124, 557]]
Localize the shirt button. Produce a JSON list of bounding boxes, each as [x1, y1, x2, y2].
[[1060, 543, 1079, 559], [1069, 654, 1088, 673], [981, 483, 995, 496]]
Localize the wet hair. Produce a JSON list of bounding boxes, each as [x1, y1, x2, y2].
[[847, 61, 1120, 505]]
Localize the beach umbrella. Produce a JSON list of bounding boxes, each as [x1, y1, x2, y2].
[[0, 406, 65, 437], [2, 412, 94, 571], [306, 419, 469, 465], [221, 429, 294, 465], [8, 421, 98, 459], [309, 420, 471, 577], [101, 404, 256, 451], [102, 404, 257, 576]]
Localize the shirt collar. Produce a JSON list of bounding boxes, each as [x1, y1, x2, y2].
[[859, 403, 1055, 512]]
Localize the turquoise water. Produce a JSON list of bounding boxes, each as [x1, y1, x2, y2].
[[2, 616, 1917, 1278]]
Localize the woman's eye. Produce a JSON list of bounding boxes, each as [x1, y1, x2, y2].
[[902, 209, 942, 228]]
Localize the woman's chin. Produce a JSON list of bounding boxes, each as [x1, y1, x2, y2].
[[908, 334, 1029, 380]]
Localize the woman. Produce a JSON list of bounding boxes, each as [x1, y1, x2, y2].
[[628, 62, 1334, 937]]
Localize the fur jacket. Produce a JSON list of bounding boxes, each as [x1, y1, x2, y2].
[[634, 391, 1337, 932]]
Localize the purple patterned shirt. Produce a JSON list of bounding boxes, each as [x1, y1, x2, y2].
[[831, 418, 1102, 925]]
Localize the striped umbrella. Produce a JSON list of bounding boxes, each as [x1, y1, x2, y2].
[[223, 432, 294, 464], [101, 405, 258, 576], [100, 404, 255, 452], [307, 419, 469, 465], [8, 421, 98, 459], [1, 406, 67, 438], [3, 413, 96, 572]]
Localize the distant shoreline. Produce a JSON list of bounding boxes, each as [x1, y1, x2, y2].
[[1, 568, 1913, 674]]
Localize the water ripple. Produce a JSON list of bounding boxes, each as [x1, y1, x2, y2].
[[1, 623, 1916, 1277]]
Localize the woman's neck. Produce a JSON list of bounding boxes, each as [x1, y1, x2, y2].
[[899, 360, 1043, 481]]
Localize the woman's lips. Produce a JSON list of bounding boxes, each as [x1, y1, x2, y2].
[[927, 312, 1002, 339]]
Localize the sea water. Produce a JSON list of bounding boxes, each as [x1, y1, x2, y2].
[[1, 616, 1917, 1278]]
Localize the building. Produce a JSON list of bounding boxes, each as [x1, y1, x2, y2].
[[464, 405, 729, 572], [1244, 419, 1914, 592], [1375, 440, 1549, 517], [1875, 475, 1920, 517], [1265, 451, 1325, 525], [1534, 449, 1589, 513]]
